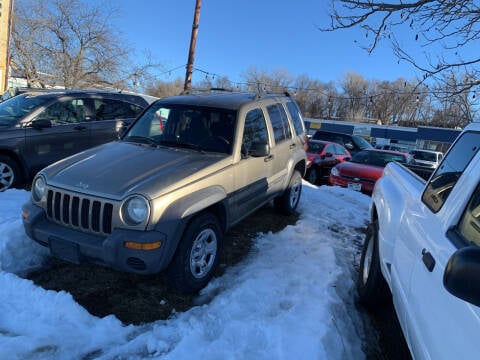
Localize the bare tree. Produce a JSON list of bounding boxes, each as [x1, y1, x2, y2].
[[242, 67, 294, 93], [324, 0, 480, 90], [11, 0, 157, 90], [144, 78, 184, 98]]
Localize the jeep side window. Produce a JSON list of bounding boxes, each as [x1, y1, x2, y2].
[[422, 131, 480, 213], [285, 101, 304, 136], [242, 108, 268, 155], [267, 103, 291, 143]]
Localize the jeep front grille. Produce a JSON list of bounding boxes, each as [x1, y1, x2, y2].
[[46, 189, 114, 235]]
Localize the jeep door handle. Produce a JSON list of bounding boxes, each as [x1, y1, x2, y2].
[[421, 248, 436, 272], [74, 125, 87, 131], [289, 144, 296, 149], [264, 155, 274, 162]]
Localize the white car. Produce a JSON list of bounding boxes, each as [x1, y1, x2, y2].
[[409, 149, 443, 169]]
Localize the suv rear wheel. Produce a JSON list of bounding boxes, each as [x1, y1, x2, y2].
[[167, 212, 223, 294], [0, 156, 22, 192], [274, 170, 302, 215]]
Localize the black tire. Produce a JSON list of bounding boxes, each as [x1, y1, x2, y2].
[[274, 170, 302, 215], [307, 166, 318, 184], [357, 220, 390, 306], [167, 212, 223, 294], [0, 155, 22, 192]]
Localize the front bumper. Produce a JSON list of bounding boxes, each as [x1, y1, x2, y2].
[[22, 201, 173, 274]]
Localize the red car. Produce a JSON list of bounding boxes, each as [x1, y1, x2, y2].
[[305, 139, 351, 184], [329, 149, 414, 194]]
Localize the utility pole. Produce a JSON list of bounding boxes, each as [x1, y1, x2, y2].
[[0, 0, 14, 92], [184, 0, 201, 92]]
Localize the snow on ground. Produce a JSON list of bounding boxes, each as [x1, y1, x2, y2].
[[0, 183, 371, 360]]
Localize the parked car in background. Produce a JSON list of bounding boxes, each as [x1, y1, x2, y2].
[[0, 89, 156, 192], [312, 130, 373, 155], [375, 144, 409, 152], [305, 139, 351, 184], [329, 149, 414, 195], [409, 149, 444, 169]]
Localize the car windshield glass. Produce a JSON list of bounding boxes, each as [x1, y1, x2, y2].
[[123, 102, 237, 154], [412, 151, 436, 162], [351, 150, 407, 167], [352, 136, 373, 149], [307, 142, 326, 153], [0, 94, 51, 126]]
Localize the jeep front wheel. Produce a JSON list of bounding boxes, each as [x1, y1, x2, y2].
[[274, 170, 302, 215], [167, 212, 223, 294]]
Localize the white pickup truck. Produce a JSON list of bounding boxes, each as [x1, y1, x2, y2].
[[358, 122, 480, 359]]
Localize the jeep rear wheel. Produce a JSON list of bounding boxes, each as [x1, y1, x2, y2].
[[0, 156, 22, 192], [274, 170, 302, 215], [167, 212, 223, 294], [357, 220, 390, 306]]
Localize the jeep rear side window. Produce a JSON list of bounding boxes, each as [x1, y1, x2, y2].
[[422, 131, 480, 213], [243, 108, 268, 152], [286, 101, 304, 136], [267, 103, 291, 143]]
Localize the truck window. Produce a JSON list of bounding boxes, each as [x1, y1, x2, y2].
[[458, 183, 480, 246], [422, 131, 480, 213]]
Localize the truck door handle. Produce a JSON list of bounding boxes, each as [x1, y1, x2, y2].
[[264, 155, 274, 162], [74, 125, 87, 131], [422, 248, 436, 272], [289, 144, 296, 149]]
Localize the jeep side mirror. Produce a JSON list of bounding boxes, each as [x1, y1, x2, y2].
[[443, 246, 480, 307], [249, 141, 270, 157], [31, 118, 52, 129]]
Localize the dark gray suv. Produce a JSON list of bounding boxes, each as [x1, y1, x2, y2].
[[0, 90, 156, 191]]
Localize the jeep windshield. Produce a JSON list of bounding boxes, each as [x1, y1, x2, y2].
[[0, 94, 52, 127], [123, 102, 237, 154]]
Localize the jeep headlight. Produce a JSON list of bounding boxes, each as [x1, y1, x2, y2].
[[122, 195, 150, 225], [32, 176, 46, 202], [331, 167, 339, 177]]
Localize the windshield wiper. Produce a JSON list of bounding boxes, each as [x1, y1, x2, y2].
[[124, 135, 158, 147], [158, 139, 204, 152]]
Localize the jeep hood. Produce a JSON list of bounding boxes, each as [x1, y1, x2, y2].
[[43, 141, 228, 199]]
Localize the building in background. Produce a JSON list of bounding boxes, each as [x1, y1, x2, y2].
[[0, 0, 13, 92], [305, 118, 461, 153]]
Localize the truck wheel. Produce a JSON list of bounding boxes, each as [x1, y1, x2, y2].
[[357, 220, 390, 306], [307, 167, 318, 184], [0, 156, 22, 192], [167, 212, 223, 294], [274, 170, 302, 215]]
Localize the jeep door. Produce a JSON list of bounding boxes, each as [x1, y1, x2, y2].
[[23, 97, 91, 176], [398, 131, 480, 359], [265, 103, 294, 194], [231, 108, 271, 219]]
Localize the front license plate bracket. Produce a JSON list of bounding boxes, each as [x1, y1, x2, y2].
[[49, 237, 82, 264]]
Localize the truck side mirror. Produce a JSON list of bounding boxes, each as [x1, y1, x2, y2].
[[443, 246, 480, 307]]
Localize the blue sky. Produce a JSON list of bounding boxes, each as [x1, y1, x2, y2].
[[114, 0, 424, 86]]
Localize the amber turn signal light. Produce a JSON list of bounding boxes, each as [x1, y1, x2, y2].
[[124, 241, 162, 250]]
